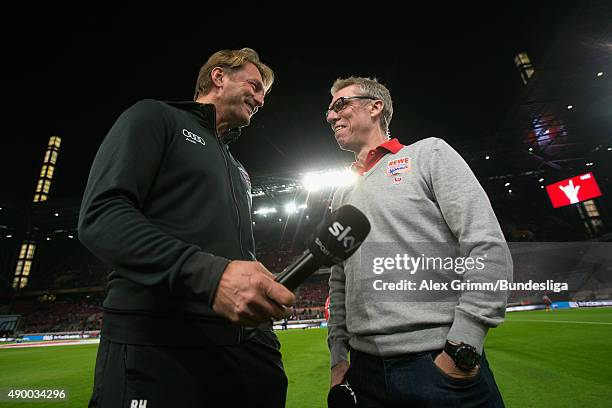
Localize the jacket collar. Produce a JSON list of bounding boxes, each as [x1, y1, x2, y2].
[[165, 101, 241, 144]]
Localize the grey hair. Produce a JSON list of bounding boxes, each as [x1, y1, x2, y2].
[[331, 76, 393, 136]]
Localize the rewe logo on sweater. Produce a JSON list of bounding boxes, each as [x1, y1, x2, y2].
[[328, 221, 361, 252], [182, 129, 206, 147], [387, 156, 411, 176]]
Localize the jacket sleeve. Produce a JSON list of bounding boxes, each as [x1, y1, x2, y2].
[[428, 138, 513, 353], [78, 99, 229, 306], [327, 262, 350, 367]]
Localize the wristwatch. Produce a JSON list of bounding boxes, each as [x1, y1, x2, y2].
[[444, 341, 480, 371]]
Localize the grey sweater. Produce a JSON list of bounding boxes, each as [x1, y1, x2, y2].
[[327, 137, 513, 367]]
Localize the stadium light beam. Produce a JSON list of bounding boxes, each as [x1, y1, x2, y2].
[[302, 168, 357, 192], [254, 207, 277, 215], [284, 202, 297, 214]]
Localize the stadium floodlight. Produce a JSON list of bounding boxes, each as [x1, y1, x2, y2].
[[254, 207, 277, 215], [284, 202, 307, 214], [284, 202, 297, 214], [302, 168, 357, 192]]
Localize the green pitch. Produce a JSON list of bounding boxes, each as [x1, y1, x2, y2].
[[0, 308, 611, 407]]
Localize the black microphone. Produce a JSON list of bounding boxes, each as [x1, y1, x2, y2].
[[276, 204, 371, 291], [328, 381, 357, 407]]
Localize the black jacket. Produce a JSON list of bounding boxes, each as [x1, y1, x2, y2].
[[78, 99, 255, 345]]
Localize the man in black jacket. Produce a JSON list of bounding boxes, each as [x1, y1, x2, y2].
[[79, 48, 295, 408]]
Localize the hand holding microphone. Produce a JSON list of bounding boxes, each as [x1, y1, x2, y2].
[[329, 361, 357, 407], [213, 260, 295, 326], [212, 205, 369, 327]]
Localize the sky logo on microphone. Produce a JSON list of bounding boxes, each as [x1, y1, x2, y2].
[[328, 221, 361, 252]]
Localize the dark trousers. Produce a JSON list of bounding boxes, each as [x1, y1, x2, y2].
[[89, 330, 287, 408], [346, 349, 504, 408]]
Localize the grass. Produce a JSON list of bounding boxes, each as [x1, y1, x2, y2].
[[0, 345, 95, 407], [0, 308, 611, 407], [484, 308, 612, 408]]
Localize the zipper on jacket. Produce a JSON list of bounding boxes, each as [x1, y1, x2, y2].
[[215, 136, 246, 259]]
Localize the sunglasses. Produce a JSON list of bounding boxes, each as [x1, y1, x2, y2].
[[325, 96, 376, 118]]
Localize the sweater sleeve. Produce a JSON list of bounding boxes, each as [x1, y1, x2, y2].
[[327, 262, 350, 367], [327, 191, 351, 367], [428, 138, 513, 353], [78, 99, 229, 307]]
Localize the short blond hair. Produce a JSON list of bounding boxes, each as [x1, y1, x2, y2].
[[194, 48, 274, 100], [331, 76, 393, 134]]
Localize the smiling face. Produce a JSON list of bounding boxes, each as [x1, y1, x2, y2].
[[218, 62, 266, 129], [326, 85, 376, 152]]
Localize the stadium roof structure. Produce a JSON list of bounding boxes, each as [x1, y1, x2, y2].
[[251, 174, 302, 198], [501, 2, 609, 162], [420, 1, 611, 241], [456, 0, 610, 186]]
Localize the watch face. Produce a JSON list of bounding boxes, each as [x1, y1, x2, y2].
[[456, 346, 477, 370]]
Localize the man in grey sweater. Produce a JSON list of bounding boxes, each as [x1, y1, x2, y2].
[[325, 77, 512, 407]]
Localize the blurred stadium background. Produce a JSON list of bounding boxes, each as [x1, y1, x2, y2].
[[1, 1, 611, 407]]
